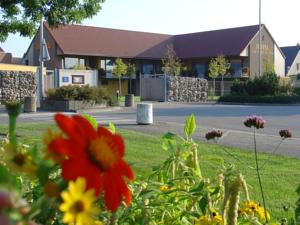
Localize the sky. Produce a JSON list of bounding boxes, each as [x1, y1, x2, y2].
[[1, 0, 299, 57]]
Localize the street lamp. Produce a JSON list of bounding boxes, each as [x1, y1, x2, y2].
[[38, 19, 50, 106], [259, 0, 262, 77]]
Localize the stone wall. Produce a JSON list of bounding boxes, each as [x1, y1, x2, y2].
[[168, 76, 208, 102], [0, 71, 37, 103]]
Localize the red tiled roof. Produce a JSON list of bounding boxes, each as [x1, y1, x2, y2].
[[45, 23, 173, 59], [44, 23, 260, 59], [174, 25, 259, 59]]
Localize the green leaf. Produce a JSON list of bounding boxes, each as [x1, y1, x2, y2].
[[37, 163, 52, 186], [82, 114, 98, 129], [198, 196, 208, 215], [0, 164, 11, 184], [108, 122, 116, 134], [184, 113, 196, 138]]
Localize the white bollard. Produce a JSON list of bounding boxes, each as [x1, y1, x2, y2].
[[137, 103, 153, 125]]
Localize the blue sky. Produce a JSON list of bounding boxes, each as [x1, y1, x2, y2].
[[1, 0, 299, 57]]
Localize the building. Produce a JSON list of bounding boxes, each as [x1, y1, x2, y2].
[[280, 44, 300, 76], [0, 47, 22, 65], [22, 23, 285, 95]]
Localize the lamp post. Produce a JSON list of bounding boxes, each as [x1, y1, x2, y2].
[[38, 19, 50, 106], [259, 0, 262, 77]]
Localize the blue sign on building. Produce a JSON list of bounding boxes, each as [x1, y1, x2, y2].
[[62, 77, 69, 83]]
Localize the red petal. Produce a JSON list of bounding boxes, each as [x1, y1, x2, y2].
[[49, 138, 74, 157], [73, 115, 97, 140], [54, 114, 87, 148], [103, 171, 122, 211], [116, 160, 134, 180], [114, 171, 131, 205], [61, 157, 102, 195], [97, 127, 125, 157]]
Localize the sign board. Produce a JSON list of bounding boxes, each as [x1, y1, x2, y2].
[[62, 77, 69, 83]]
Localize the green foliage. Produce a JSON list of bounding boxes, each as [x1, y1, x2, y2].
[[112, 58, 128, 78], [219, 94, 300, 104], [0, 0, 105, 42], [184, 113, 196, 138], [107, 95, 120, 106], [208, 58, 219, 79], [112, 58, 128, 96], [46, 85, 108, 101], [162, 45, 182, 76], [82, 114, 98, 129], [126, 63, 136, 77], [231, 72, 281, 96]]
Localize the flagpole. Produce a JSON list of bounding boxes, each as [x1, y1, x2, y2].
[[259, 0, 262, 76]]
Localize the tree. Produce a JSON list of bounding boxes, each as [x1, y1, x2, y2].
[[208, 58, 219, 97], [215, 55, 230, 96], [112, 58, 128, 96], [162, 45, 181, 76], [0, 0, 105, 42], [208, 55, 230, 97], [126, 63, 136, 94]]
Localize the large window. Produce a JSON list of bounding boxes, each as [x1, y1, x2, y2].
[[63, 57, 85, 69], [230, 61, 242, 77], [142, 63, 154, 74], [194, 63, 206, 78]]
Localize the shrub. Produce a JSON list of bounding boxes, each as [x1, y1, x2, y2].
[[107, 95, 119, 106], [293, 87, 300, 95], [231, 79, 246, 95], [230, 72, 281, 96], [46, 85, 107, 101], [219, 94, 300, 104]]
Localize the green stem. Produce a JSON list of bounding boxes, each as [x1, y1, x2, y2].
[[109, 212, 117, 225], [8, 115, 17, 149], [259, 139, 283, 170], [192, 145, 202, 179], [253, 128, 268, 224]]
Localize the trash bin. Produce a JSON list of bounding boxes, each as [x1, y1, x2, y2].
[[24, 96, 37, 113], [125, 94, 134, 107], [137, 103, 153, 125]]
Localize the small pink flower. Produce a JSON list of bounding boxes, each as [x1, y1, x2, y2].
[[279, 129, 292, 139], [244, 115, 265, 129], [205, 129, 223, 140]]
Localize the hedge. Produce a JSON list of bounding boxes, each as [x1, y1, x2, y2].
[[219, 94, 300, 104]]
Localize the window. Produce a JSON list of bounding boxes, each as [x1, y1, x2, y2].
[[230, 61, 242, 77], [63, 57, 85, 69], [105, 59, 115, 74], [194, 63, 206, 78], [142, 63, 154, 74], [297, 63, 300, 71]]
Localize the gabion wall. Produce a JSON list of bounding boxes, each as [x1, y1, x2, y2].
[[168, 76, 208, 102], [0, 71, 37, 103]]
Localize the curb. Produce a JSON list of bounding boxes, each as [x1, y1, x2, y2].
[[218, 102, 300, 106], [76, 106, 123, 114]]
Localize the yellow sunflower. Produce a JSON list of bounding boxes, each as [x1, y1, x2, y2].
[[59, 177, 100, 225], [195, 209, 223, 225], [1, 139, 37, 177], [240, 200, 270, 221]]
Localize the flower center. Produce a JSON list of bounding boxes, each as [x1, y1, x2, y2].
[[12, 153, 25, 166], [72, 201, 85, 213], [88, 138, 117, 171]]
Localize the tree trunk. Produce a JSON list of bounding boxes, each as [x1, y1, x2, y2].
[[118, 76, 122, 96]]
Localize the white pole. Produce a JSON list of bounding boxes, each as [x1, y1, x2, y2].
[[39, 19, 44, 99], [259, 0, 262, 77]]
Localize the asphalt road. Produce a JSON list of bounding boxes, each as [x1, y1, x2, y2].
[[1, 103, 300, 157]]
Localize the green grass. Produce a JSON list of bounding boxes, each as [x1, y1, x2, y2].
[[119, 95, 140, 103], [0, 123, 299, 220], [207, 95, 220, 101]]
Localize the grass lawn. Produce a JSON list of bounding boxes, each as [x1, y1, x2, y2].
[[207, 95, 220, 101], [119, 95, 140, 103], [0, 122, 299, 220]]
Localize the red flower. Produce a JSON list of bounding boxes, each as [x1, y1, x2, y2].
[[49, 113, 134, 211]]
